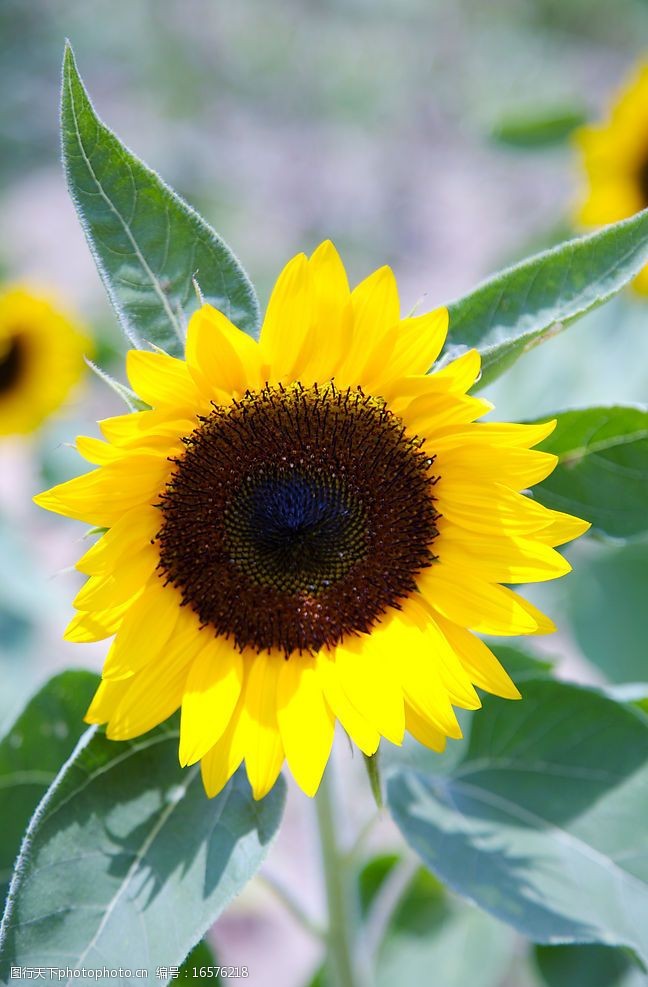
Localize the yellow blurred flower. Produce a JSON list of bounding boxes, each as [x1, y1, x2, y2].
[[575, 60, 648, 292], [35, 243, 589, 800], [0, 287, 90, 435]]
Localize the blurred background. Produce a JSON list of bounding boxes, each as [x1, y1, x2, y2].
[[1, 1, 648, 985]]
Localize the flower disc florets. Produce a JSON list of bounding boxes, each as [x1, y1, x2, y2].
[[156, 382, 440, 654]]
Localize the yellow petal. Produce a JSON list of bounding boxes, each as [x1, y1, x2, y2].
[[102, 579, 182, 679], [429, 349, 481, 393], [310, 240, 350, 319], [433, 613, 521, 700], [185, 304, 262, 398], [297, 241, 352, 382], [243, 653, 285, 800], [75, 506, 160, 576], [334, 634, 405, 744], [73, 541, 158, 610], [126, 350, 202, 410], [33, 455, 172, 527], [340, 266, 399, 384], [405, 599, 482, 711], [277, 656, 335, 796], [76, 435, 124, 465], [399, 390, 493, 434], [259, 253, 313, 381], [179, 636, 244, 766], [405, 703, 447, 752], [99, 408, 194, 447], [372, 606, 467, 736], [200, 697, 247, 798], [534, 510, 592, 546], [64, 595, 140, 643], [105, 633, 194, 741], [380, 308, 449, 380], [316, 650, 380, 755], [434, 482, 564, 538], [439, 444, 558, 488], [437, 527, 571, 583], [431, 419, 557, 452], [418, 564, 555, 636], [351, 266, 400, 340], [85, 677, 132, 724]]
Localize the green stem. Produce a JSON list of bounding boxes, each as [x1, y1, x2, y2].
[[315, 762, 363, 987], [257, 871, 325, 940]]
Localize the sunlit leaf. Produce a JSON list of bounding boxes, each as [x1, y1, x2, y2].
[[445, 213, 648, 387], [0, 717, 285, 985], [385, 679, 648, 970], [61, 43, 260, 357], [0, 671, 98, 903]]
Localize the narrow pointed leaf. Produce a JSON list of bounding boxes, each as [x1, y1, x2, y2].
[[444, 211, 648, 387], [491, 106, 587, 148], [0, 718, 285, 984], [61, 43, 260, 357]]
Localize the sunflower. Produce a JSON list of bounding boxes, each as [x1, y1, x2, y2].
[[34, 242, 589, 800], [0, 287, 89, 435], [574, 60, 648, 292]]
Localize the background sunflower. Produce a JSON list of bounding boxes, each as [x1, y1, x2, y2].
[[575, 60, 648, 292], [0, 287, 89, 436]]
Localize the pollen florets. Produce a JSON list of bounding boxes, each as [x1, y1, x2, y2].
[[156, 382, 439, 654]]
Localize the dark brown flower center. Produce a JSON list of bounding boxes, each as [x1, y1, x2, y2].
[[0, 334, 25, 396], [638, 156, 648, 208], [156, 382, 439, 655]]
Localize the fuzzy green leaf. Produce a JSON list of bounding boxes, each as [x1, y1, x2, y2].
[[445, 212, 648, 387], [385, 679, 648, 970], [0, 718, 285, 984], [61, 43, 260, 357], [0, 671, 98, 905], [532, 406, 648, 537]]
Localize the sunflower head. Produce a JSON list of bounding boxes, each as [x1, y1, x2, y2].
[[0, 287, 90, 436], [574, 60, 648, 292], [34, 242, 590, 800]]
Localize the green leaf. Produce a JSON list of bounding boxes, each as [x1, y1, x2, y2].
[[534, 944, 647, 987], [178, 939, 221, 984], [444, 211, 648, 388], [61, 42, 260, 357], [532, 406, 648, 537], [385, 679, 648, 969], [312, 853, 516, 987], [486, 644, 555, 683], [358, 853, 401, 916], [491, 106, 587, 148], [375, 868, 515, 987], [565, 537, 648, 682], [0, 671, 98, 904], [0, 719, 285, 984]]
